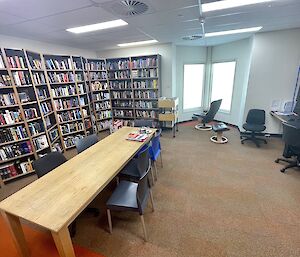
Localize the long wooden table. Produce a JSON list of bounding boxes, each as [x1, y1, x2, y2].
[[0, 127, 154, 257]]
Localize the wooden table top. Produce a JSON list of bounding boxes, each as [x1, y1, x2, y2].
[[0, 127, 154, 232]]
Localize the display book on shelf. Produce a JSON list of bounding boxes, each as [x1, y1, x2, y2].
[[0, 48, 58, 184], [43, 53, 93, 151], [107, 54, 161, 128]]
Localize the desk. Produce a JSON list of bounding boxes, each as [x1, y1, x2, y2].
[[270, 111, 300, 129], [0, 127, 154, 257]]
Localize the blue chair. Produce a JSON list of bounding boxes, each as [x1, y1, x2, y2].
[[149, 131, 163, 180]]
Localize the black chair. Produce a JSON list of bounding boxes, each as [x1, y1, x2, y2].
[[275, 122, 300, 173], [32, 152, 77, 237], [75, 134, 100, 216], [106, 168, 155, 241], [193, 99, 222, 130], [118, 145, 155, 184], [134, 119, 155, 128], [241, 109, 267, 147]]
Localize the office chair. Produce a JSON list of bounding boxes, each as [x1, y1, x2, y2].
[[193, 99, 222, 131], [241, 109, 267, 147], [32, 152, 77, 237], [275, 122, 300, 173], [106, 166, 155, 241], [134, 119, 155, 128], [75, 134, 100, 216], [149, 131, 163, 180]]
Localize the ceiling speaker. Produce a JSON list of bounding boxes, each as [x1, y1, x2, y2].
[[182, 35, 203, 41]]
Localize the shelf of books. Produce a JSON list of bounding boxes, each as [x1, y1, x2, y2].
[[43, 54, 92, 151], [107, 55, 161, 126], [86, 58, 112, 132], [0, 48, 36, 184]]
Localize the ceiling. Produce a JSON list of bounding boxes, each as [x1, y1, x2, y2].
[[0, 0, 300, 50]]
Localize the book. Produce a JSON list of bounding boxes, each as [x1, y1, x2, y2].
[[126, 132, 148, 142]]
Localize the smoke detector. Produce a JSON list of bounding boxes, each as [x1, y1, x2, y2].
[[101, 0, 155, 17], [182, 35, 203, 41]]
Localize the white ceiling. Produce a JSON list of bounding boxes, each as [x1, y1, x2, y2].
[[0, 0, 300, 50]]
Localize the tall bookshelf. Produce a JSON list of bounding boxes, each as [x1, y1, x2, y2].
[[85, 58, 112, 132], [43, 54, 92, 151]]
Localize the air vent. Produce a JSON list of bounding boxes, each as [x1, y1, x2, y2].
[[182, 35, 203, 41], [101, 0, 155, 17]]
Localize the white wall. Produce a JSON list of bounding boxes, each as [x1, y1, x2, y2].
[[212, 38, 253, 128], [0, 34, 97, 57], [97, 43, 174, 97], [245, 28, 300, 134]]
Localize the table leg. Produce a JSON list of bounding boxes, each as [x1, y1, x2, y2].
[[51, 226, 75, 257], [4, 212, 30, 257]]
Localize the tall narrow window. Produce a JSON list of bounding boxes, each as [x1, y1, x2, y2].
[[211, 61, 236, 112], [183, 64, 205, 110]]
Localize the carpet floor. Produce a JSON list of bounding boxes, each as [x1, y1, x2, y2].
[[69, 124, 300, 257]]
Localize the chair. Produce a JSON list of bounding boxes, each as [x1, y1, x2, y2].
[[32, 152, 77, 237], [149, 131, 163, 179], [106, 169, 155, 241], [275, 122, 300, 173], [75, 134, 100, 216], [193, 99, 222, 131], [240, 109, 267, 147], [134, 119, 155, 128]]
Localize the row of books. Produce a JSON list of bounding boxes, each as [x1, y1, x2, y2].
[[0, 93, 17, 106], [32, 72, 46, 85], [28, 122, 44, 135], [84, 119, 92, 130], [40, 101, 52, 115], [0, 110, 22, 125], [132, 68, 157, 78], [63, 134, 84, 148], [0, 126, 28, 143], [136, 110, 158, 119], [23, 107, 38, 119], [135, 100, 157, 109], [48, 72, 75, 84], [87, 60, 106, 71], [133, 80, 158, 89], [72, 59, 83, 70], [6, 55, 26, 69], [45, 116, 53, 129], [0, 55, 5, 69], [112, 100, 133, 108], [108, 70, 130, 80], [0, 74, 12, 87], [131, 57, 157, 68], [113, 110, 134, 118], [18, 90, 31, 103], [91, 81, 108, 91], [111, 91, 133, 99], [0, 160, 34, 180], [28, 56, 42, 70], [109, 81, 131, 89], [97, 120, 111, 131], [107, 60, 130, 70], [52, 85, 76, 97], [0, 141, 32, 161], [37, 88, 49, 100], [49, 128, 59, 141], [95, 101, 111, 110], [52, 142, 62, 152], [134, 91, 158, 99], [60, 122, 84, 135], [54, 98, 79, 110], [45, 58, 73, 70], [77, 83, 85, 94], [90, 71, 107, 81], [93, 92, 110, 101], [96, 110, 112, 120], [57, 109, 82, 123], [32, 135, 49, 151]]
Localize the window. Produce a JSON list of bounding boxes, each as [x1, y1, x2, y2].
[[183, 64, 205, 110], [211, 61, 236, 112]]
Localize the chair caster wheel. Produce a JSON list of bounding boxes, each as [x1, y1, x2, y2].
[[241, 141, 244, 144], [240, 136, 242, 139], [280, 169, 286, 173], [275, 159, 279, 163]]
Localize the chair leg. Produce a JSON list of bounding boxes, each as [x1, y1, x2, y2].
[[69, 221, 77, 238], [280, 162, 298, 173], [107, 209, 113, 234], [153, 161, 158, 181], [150, 166, 155, 186], [149, 189, 155, 212], [160, 152, 163, 168], [140, 215, 148, 242]]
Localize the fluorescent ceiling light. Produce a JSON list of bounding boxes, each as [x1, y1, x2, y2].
[[205, 26, 262, 37], [118, 40, 158, 47], [66, 19, 128, 34], [202, 0, 273, 12]]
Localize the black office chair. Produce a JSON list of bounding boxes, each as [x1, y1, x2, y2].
[[193, 99, 222, 130], [241, 109, 267, 147], [134, 119, 155, 128], [106, 167, 154, 241], [275, 122, 300, 173], [75, 134, 100, 216], [32, 152, 77, 237]]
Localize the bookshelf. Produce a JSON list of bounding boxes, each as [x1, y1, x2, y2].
[[86, 58, 112, 132]]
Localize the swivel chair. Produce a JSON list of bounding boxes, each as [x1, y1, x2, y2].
[[193, 99, 222, 131], [275, 122, 300, 173], [241, 109, 267, 147]]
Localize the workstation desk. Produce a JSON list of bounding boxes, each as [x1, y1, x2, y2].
[[0, 127, 155, 257], [270, 111, 300, 129]]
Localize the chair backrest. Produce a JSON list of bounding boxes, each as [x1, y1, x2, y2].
[[33, 152, 67, 178], [75, 134, 98, 153], [282, 122, 300, 148], [136, 169, 151, 214], [203, 99, 222, 123], [136, 145, 151, 176], [246, 109, 265, 125], [134, 119, 155, 128], [149, 132, 161, 160]]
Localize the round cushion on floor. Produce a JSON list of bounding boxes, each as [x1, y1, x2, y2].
[[195, 124, 212, 131], [210, 135, 228, 144]]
